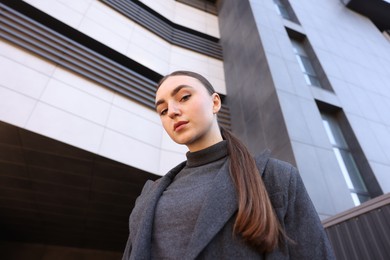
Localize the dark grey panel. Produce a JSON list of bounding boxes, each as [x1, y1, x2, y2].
[[218, 0, 295, 163], [0, 121, 159, 251]]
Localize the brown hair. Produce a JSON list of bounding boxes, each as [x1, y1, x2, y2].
[[157, 71, 282, 252]]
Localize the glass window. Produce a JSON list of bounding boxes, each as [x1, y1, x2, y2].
[[291, 39, 323, 88], [321, 113, 370, 206], [273, 0, 300, 23], [274, 0, 291, 20]]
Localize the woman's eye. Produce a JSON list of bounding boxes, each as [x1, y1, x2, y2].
[[160, 109, 167, 116], [181, 94, 191, 102]]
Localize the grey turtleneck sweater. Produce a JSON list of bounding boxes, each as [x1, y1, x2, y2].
[[151, 141, 228, 259]]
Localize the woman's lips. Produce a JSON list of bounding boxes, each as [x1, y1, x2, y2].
[[174, 121, 188, 132]]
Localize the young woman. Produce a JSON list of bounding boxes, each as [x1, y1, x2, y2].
[[122, 71, 335, 259]]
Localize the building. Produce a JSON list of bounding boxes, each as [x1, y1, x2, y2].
[[1, 0, 389, 258]]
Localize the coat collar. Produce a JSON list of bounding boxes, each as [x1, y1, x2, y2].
[[130, 150, 271, 259]]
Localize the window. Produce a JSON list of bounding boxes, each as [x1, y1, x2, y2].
[[274, 0, 291, 20], [321, 113, 370, 206], [273, 0, 299, 23], [290, 38, 323, 88]]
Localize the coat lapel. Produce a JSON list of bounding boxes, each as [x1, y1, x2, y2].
[[183, 150, 271, 259], [130, 161, 186, 260], [184, 159, 237, 259]]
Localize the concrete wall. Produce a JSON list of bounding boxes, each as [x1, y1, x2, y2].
[[249, 0, 354, 218], [219, 0, 390, 219], [290, 0, 390, 195], [252, 0, 390, 217]]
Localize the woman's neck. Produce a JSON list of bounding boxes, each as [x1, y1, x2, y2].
[[186, 124, 223, 152]]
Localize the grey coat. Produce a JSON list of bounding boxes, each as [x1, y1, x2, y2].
[[122, 151, 335, 259]]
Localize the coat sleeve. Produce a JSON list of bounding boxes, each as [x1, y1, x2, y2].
[[121, 236, 132, 260], [284, 165, 335, 259], [121, 179, 157, 260]]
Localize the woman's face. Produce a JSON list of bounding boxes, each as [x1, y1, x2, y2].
[[155, 75, 222, 152]]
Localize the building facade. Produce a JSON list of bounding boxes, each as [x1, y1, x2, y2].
[[1, 0, 389, 258]]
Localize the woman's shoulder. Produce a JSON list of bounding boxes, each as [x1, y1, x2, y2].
[[255, 153, 298, 194], [255, 154, 301, 213], [266, 157, 296, 176], [255, 150, 296, 177]]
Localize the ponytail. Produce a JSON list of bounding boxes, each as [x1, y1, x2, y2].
[[220, 127, 282, 252]]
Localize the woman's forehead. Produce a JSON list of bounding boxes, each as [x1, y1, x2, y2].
[[157, 75, 203, 95], [160, 75, 199, 87]]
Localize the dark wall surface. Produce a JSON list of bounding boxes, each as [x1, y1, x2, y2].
[[218, 0, 295, 164]]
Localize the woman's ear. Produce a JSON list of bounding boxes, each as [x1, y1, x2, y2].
[[212, 93, 221, 114]]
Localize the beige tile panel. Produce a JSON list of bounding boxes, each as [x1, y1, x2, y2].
[[99, 129, 160, 173], [112, 94, 160, 124], [51, 67, 115, 103], [0, 87, 37, 128], [0, 55, 50, 99], [106, 106, 161, 146], [26, 102, 105, 153], [40, 78, 112, 126], [24, 0, 85, 28]]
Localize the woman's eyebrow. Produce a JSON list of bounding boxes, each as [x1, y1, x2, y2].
[[155, 85, 193, 109]]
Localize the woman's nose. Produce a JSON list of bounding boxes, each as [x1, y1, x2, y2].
[[168, 103, 180, 118]]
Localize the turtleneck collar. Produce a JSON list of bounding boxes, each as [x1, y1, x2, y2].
[[185, 140, 228, 168]]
